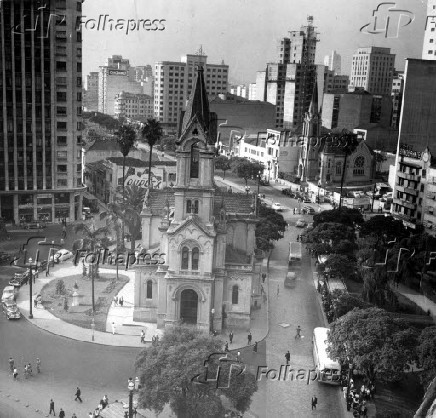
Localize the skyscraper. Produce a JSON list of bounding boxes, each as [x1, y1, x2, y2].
[[349, 47, 395, 95], [0, 0, 84, 223], [84, 72, 99, 111], [422, 0, 436, 60], [256, 16, 323, 129], [324, 50, 341, 75]]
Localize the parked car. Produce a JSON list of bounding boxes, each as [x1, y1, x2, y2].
[[23, 220, 45, 229], [9, 270, 30, 287], [306, 222, 314, 231], [259, 179, 270, 186], [296, 219, 307, 228], [284, 272, 297, 289], [1, 285, 19, 301], [1, 300, 21, 320], [272, 203, 283, 211], [281, 188, 295, 197], [303, 196, 311, 203], [52, 249, 74, 263], [302, 206, 316, 215]]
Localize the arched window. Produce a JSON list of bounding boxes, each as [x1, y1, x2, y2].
[[192, 247, 199, 270], [193, 200, 199, 214], [186, 200, 192, 213], [232, 285, 239, 305], [181, 247, 189, 270], [353, 156, 365, 176], [186, 199, 199, 214], [190, 145, 199, 178], [146, 280, 153, 299]]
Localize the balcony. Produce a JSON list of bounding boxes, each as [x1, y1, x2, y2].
[[393, 197, 417, 210], [397, 171, 420, 182], [391, 211, 414, 223], [396, 185, 419, 196]]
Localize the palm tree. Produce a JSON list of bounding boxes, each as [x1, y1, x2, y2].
[[115, 124, 137, 241], [338, 131, 360, 209], [140, 118, 163, 189], [73, 223, 109, 314]]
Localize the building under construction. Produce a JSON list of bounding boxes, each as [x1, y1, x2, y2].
[[256, 16, 324, 130]]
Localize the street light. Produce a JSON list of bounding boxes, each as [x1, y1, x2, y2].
[[27, 257, 35, 319], [91, 317, 95, 341], [128, 378, 135, 418], [210, 308, 215, 334]]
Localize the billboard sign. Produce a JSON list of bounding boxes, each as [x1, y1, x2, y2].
[[108, 69, 127, 76]]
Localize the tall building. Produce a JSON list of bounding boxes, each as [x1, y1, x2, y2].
[[153, 49, 228, 130], [0, 0, 85, 223], [256, 16, 322, 129], [98, 55, 145, 115], [114, 92, 153, 121], [324, 50, 341, 75], [422, 0, 436, 60], [390, 70, 404, 128], [324, 69, 349, 93], [349, 47, 395, 95], [84, 72, 98, 111]]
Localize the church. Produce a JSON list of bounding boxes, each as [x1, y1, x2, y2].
[[133, 67, 263, 332]]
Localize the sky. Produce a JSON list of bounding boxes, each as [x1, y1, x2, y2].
[[82, 0, 428, 85]]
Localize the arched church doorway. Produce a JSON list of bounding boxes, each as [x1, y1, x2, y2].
[[180, 289, 198, 324]]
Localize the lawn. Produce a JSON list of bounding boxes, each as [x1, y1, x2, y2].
[[40, 272, 129, 332]]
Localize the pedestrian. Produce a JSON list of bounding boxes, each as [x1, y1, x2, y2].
[[72, 414, 77, 418], [311, 395, 318, 410], [88, 412, 93, 418], [247, 331, 252, 345], [75, 387, 82, 403], [224, 342, 229, 352], [111, 322, 116, 335], [229, 330, 233, 344], [262, 273, 266, 283], [253, 341, 258, 353], [36, 357, 41, 373], [13, 367, 18, 380], [140, 329, 145, 344], [49, 399, 56, 416], [34, 298, 38, 308], [119, 296, 124, 307], [60, 237, 65, 245], [236, 351, 241, 362], [102, 395, 109, 408], [295, 325, 302, 339], [59, 408, 65, 418], [113, 296, 118, 306], [285, 350, 290, 365], [277, 284, 280, 297], [9, 357, 14, 374]]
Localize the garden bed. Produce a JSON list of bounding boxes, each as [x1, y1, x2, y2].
[[40, 273, 129, 332]]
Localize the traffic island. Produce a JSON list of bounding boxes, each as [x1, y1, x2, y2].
[[40, 273, 129, 331]]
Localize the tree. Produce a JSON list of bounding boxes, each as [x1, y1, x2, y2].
[[255, 204, 286, 251], [330, 290, 372, 319], [313, 207, 363, 228], [73, 223, 109, 313], [116, 124, 137, 241], [135, 325, 257, 418], [140, 118, 163, 189], [231, 158, 264, 186], [215, 155, 232, 178], [417, 326, 436, 388], [327, 307, 419, 384], [160, 136, 176, 153], [322, 254, 357, 280], [307, 222, 355, 248], [360, 215, 408, 246]]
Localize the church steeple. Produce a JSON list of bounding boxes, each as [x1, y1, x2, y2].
[[303, 80, 321, 138]]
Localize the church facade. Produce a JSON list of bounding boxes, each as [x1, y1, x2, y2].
[[133, 68, 262, 332]]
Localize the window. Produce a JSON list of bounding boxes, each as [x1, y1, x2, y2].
[[232, 285, 239, 305], [146, 280, 152, 299], [335, 161, 342, 175], [192, 248, 199, 270], [353, 156, 365, 176], [57, 165, 67, 173], [57, 151, 67, 160], [57, 136, 67, 145], [57, 179, 67, 187], [186, 199, 199, 214], [56, 61, 67, 72], [181, 247, 189, 270], [190, 145, 199, 178]]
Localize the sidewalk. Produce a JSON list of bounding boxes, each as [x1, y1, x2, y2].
[[15, 261, 268, 350], [394, 283, 436, 319]]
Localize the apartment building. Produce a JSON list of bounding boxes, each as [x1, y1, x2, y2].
[[349, 47, 395, 95], [114, 92, 153, 121], [422, 0, 436, 60], [153, 51, 228, 131], [84, 71, 98, 111], [324, 69, 349, 93], [0, 0, 85, 223], [324, 50, 341, 75], [391, 70, 404, 128]]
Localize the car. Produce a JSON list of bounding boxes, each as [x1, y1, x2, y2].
[[302, 206, 316, 215], [296, 219, 307, 228], [1, 285, 19, 301], [1, 300, 21, 319], [281, 188, 295, 197], [9, 270, 30, 287], [284, 272, 297, 289], [306, 222, 314, 231], [259, 179, 270, 186], [52, 249, 74, 263], [303, 196, 311, 203], [272, 203, 283, 211]]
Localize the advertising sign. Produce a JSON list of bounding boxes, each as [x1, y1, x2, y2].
[[108, 69, 127, 76]]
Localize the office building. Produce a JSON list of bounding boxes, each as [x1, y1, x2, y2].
[[324, 69, 349, 93], [154, 50, 228, 130], [391, 70, 404, 128], [0, 0, 85, 223], [256, 16, 322, 129], [349, 47, 395, 95], [84, 72, 99, 111], [422, 0, 436, 60], [324, 50, 341, 75], [248, 83, 257, 100], [114, 92, 153, 121], [229, 84, 248, 99]]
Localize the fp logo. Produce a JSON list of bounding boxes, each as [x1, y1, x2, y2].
[[360, 2, 415, 38]]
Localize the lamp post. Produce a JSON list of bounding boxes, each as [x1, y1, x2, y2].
[[267, 161, 271, 182], [91, 317, 95, 341], [128, 378, 135, 418], [27, 257, 35, 319], [317, 181, 321, 204], [256, 170, 262, 215], [210, 308, 215, 334]]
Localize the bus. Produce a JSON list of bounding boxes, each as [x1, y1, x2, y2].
[[312, 327, 341, 385], [289, 242, 302, 264]]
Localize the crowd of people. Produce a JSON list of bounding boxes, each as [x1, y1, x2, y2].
[[9, 356, 41, 380]]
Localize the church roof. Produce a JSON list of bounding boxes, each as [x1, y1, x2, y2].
[[308, 80, 319, 116], [146, 189, 254, 216], [180, 67, 211, 136]]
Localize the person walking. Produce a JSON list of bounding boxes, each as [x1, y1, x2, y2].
[[253, 341, 258, 353], [224, 341, 229, 352], [285, 350, 290, 365], [111, 322, 116, 335], [36, 358, 41, 373], [88, 412, 93, 418], [277, 284, 280, 297], [140, 329, 145, 344], [75, 387, 82, 403], [13, 367, 18, 380], [59, 408, 65, 418], [229, 330, 233, 344], [295, 325, 302, 339], [49, 399, 56, 416], [9, 357, 14, 375], [119, 296, 124, 307], [236, 351, 241, 362], [247, 331, 252, 345], [311, 395, 318, 410]]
